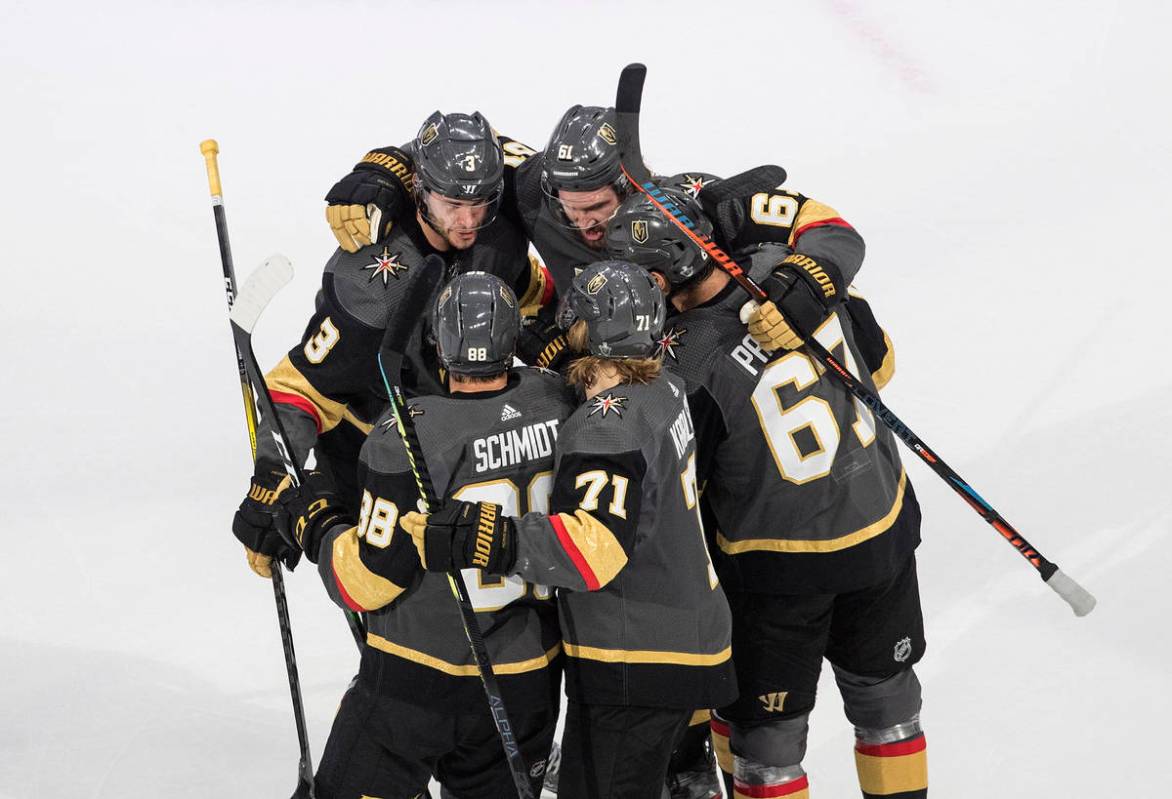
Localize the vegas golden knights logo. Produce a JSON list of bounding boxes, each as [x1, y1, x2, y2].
[[631, 219, 649, 244], [585, 273, 608, 295], [419, 122, 439, 146], [759, 691, 788, 713], [597, 122, 618, 146]]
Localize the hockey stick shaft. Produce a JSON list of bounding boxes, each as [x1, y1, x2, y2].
[[375, 262, 534, 799], [613, 67, 1096, 617], [201, 141, 316, 798]]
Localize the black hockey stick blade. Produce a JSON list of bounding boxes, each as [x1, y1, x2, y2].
[[615, 63, 651, 185], [699, 164, 788, 211], [378, 255, 445, 404]]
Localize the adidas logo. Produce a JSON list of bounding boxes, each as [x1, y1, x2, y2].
[[500, 403, 522, 421]]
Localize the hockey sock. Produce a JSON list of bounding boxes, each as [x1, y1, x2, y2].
[[854, 733, 927, 798]]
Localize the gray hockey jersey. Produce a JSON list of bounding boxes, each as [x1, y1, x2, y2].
[[510, 371, 737, 710], [315, 367, 576, 712]]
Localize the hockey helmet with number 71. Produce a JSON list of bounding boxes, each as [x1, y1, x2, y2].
[[558, 260, 666, 359]]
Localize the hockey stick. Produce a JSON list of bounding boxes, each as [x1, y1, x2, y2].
[[375, 258, 535, 799], [202, 142, 366, 651], [613, 66, 1096, 617], [201, 141, 316, 799]]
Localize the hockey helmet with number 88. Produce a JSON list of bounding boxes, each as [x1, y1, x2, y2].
[[433, 271, 521, 377], [558, 260, 666, 358]]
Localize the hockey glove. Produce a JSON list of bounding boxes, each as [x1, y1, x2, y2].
[[743, 254, 845, 352], [324, 146, 414, 253], [232, 469, 296, 578], [274, 470, 353, 566], [401, 500, 518, 574], [516, 315, 571, 372]]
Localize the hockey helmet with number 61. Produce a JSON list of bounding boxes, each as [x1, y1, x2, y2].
[[558, 260, 666, 358], [433, 271, 521, 377]]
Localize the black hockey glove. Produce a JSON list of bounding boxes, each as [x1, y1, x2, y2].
[[516, 314, 571, 372], [744, 254, 845, 352], [401, 500, 518, 574], [325, 146, 414, 253], [274, 470, 353, 565], [232, 468, 298, 577]]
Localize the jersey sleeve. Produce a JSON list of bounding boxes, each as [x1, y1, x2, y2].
[[317, 466, 422, 614], [511, 449, 647, 592], [710, 181, 866, 291], [254, 253, 405, 469]]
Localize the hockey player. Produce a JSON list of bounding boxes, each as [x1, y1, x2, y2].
[[277, 272, 573, 798], [231, 110, 544, 578], [322, 105, 856, 373], [402, 260, 737, 799], [608, 187, 928, 799]]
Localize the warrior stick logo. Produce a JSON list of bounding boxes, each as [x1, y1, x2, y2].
[[363, 246, 409, 286]]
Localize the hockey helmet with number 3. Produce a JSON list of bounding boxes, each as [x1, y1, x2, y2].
[[433, 272, 521, 377], [605, 181, 714, 288], [559, 260, 665, 358], [414, 111, 505, 228]]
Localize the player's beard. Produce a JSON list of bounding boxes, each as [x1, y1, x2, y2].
[[443, 226, 479, 250]]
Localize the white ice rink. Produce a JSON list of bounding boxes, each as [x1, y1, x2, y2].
[[2, 1, 1170, 796]]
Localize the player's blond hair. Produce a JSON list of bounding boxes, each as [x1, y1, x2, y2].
[[565, 320, 661, 388]]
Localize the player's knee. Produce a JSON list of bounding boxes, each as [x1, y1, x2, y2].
[[834, 664, 923, 738], [727, 711, 810, 769]]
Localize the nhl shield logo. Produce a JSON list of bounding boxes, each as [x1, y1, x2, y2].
[[893, 636, 912, 663], [631, 219, 649, 244]]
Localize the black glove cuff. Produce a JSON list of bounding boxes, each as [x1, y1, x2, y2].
[[779, 253, 845, 308], [300, 510, 351, 565]]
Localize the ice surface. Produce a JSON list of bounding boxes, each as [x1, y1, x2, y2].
[[2, 0, 1170, 796]]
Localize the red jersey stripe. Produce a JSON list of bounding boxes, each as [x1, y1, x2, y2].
[[269, 389, 324, 434], [549, 514, 601, 591], [793, 216, 853, 239]]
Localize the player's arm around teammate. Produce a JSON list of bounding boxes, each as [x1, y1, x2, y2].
[[403, 260, 737, 799], [273, 272, 571, 799]]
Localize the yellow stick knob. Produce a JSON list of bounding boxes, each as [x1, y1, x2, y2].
[[200, 138, 223, 198]]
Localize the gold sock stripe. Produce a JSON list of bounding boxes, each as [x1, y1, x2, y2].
[[854, 744, 928, 795]]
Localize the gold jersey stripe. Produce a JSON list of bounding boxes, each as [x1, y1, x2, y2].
[[787, 198, 842, 246], [854, 747, 928, 794], [265, 355, 348, 433], [342, 408, 374, 435], [717, 468, 906, 554], [331, 528, 405, 610], [518, 253, 550, 318], [365, 634, 561, 677], [688, 709, 712, 727], [563, 642, 732, 667], [871, 329, 897, 391]]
